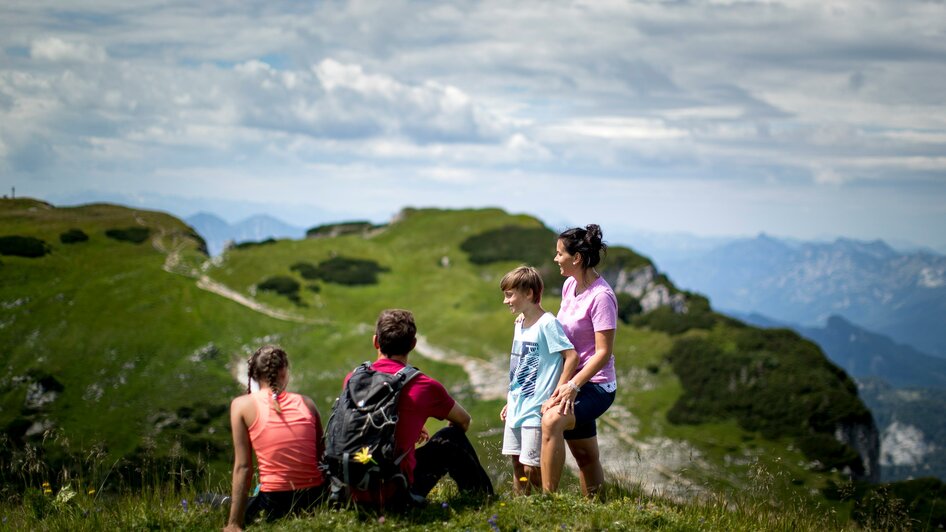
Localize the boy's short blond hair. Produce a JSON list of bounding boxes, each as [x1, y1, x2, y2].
[[500, 266, 543, 304]]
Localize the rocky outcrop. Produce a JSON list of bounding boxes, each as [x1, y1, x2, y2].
[[835, 420, 881, 482], [606, 265, 688, 313]]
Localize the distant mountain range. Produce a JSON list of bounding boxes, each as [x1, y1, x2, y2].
[[653, 234, 946, 358], [185, 212, 306, 255]]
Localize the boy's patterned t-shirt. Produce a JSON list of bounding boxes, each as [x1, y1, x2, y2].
[[506, 312, 574, 428]]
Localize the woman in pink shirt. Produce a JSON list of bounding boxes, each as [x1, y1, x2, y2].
[[541, 224, 618, 497], [225, 346, 325, 531]]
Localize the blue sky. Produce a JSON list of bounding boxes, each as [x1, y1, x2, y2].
[[2, 1, 945, 251]]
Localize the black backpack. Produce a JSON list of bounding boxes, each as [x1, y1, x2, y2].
[[323, 362, 421, 499]]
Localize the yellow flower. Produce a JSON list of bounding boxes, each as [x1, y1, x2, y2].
[[519, 476, 528, 482], [353, 447, 376, 465], [42, 481, 50, 488], [44, 488, 53, 495], [88, 488, 96, 495]]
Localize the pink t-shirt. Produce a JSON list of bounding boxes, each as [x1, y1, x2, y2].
[[343, 357, 455, 489], [247, 390, 324, 492], [557, 276, 618, 384]]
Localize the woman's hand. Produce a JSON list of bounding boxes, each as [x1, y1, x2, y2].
[[549, 382, 579, 415], [500, 403, 507, 421]]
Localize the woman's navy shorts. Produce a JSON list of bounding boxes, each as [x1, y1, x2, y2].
[[563, 382, 616, 440]]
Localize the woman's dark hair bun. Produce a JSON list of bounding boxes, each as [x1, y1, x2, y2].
[[584, 224, 603, 247], [559, 224, 606, 269]]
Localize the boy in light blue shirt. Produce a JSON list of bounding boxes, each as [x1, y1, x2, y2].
[[499, 266, 578, 494]]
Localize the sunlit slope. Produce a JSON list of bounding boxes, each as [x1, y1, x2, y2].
[[0, 199, 302, 463], [2, 201, 873, 510], [209, 207, 873, 502]]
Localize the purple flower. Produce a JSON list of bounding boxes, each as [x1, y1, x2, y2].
[[181, 499, 188, 512], [441, 502, 449, 509]]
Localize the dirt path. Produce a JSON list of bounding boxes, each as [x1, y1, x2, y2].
[[164, 253, 703, 498], [195, 275, 319, 324], [413, 336, 509, 401]]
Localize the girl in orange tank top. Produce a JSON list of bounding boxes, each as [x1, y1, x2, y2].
[[224, 346, 325, 531]]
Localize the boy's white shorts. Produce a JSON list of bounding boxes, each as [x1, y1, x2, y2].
[[501, 424, 542, 467]]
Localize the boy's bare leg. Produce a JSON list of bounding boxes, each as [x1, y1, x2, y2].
[[512, 457, 528, 495]]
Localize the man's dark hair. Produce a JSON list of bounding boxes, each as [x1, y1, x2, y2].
[[375, 309, 416, 356]]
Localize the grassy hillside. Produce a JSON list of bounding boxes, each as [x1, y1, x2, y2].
[[5, 199, 934, 529]]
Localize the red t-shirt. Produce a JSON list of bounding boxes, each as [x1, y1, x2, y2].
[[343, 357, 455, 491]]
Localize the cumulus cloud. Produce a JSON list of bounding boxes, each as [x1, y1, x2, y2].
[[1, 0, 945, 247], [30, 37, 107, 63]]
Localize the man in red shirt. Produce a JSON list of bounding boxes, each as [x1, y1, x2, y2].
[[345, 309, 493, 507]]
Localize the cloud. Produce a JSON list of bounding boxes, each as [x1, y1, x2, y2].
[[30, 37, 106, 63], [1, 0, 945, 248]]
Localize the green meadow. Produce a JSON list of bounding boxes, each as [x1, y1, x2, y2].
[[2, 198, 939, 530]]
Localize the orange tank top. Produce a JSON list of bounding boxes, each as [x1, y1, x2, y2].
[[247, 390, 323, 492]]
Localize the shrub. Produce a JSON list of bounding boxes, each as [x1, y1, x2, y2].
[[105, 227, 150, 244], [460, 225, 561, 292], [291, 256, 389, 286], [665, 327, 873, 474], [629, 293, 740, 334], [257, 276, 301, 303], [233, 238, 277, 250], [460, 225, 555, 266], [0, 236, 50, 258], [59, 228, 89, 244], [305, 221, 380, 239], [289, 261, 319, 279], [616, 293, 642, 323]]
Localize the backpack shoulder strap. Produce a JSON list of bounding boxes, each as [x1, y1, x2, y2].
[[395, 364, 421, 385]]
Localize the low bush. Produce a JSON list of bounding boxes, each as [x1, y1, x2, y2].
[[289, 261, 319, 279], [256, 276, 301, 303], [616, 293, 642, 323], [460, 225, 561, 291], [291, 257, 389, 286], [0, 235, 50, 257], [665, 327, 873, 474], [305, 221, 380, 239], [105, 227, 150, 244], [460, 225, 555, 266], [59, 229, 89, 244], [233, 238, 276, 250]]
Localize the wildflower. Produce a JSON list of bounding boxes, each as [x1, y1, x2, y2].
[[487, 513, 500, 532], [181, 499, 188, 512], [353, 447, 376, 465], [42, 481, 52, 495], [519, 476, 528, 482], [500, 502, 506, 507], [441, 502, 449, 509], [378, 515, 385, 524], [87, 488, 96, 496]]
